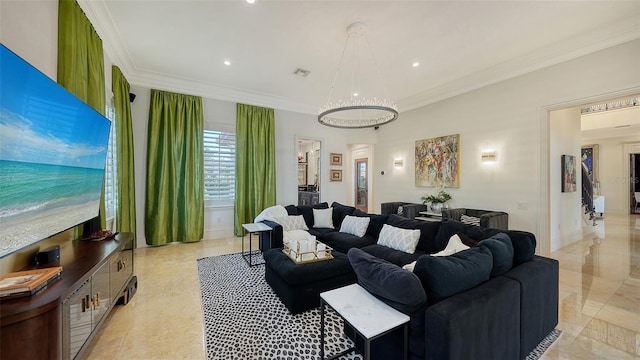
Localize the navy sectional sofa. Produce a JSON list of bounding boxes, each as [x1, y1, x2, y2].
[[260, 202, 558, 360]]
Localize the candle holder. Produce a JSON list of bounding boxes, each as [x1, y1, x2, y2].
[[283, 240, 334, 264]]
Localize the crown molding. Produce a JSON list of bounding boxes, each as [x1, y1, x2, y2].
[[128, 70, 317, 114], [78, 0, 136, 80], [79, 1, 640, 116], [397, 15, 640, 112]]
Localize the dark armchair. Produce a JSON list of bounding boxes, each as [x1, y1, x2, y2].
[[380, 202, 428, 220], [441, 208, 509, 229]]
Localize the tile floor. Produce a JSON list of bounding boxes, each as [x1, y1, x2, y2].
[[80, 213, 640, 359]]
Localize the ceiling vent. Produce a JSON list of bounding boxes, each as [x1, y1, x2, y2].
[[293, 68, 311, 77]]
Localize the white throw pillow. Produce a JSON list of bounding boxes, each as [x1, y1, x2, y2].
[[432, 234, 470, 257], [460, 214, 481, 226], [274, 215, 309, 231], [402, 261, 417, 272], [339, 215, 371, 237], [377, 224, 421, 254], [313, 208, 334, 228], [254, 205, 288, 223]]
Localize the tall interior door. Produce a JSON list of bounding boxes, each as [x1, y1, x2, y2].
[[355, 158, 368, 212], [631, 153, 640, 214]]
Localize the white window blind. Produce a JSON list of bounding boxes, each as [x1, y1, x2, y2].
[[203, 129, 236, 203], [104, 102, 116, 220]]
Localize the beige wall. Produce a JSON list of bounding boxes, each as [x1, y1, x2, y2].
[[549, 107, 583, 251], [372, 39, 640, 255]]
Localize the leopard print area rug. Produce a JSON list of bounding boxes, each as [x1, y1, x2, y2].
[[197, 253, 561, 360], [197, 253, 359, 360]]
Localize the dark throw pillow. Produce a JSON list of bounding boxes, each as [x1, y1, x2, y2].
[[347, 248, 427, 314], [466, 226, 488, 241], [478, 233, 514, 277], [413, 246, 493, 304], [285, 205, 299, 215], [482, 229, 536, 266], [330, 202, 356, 229], [433, 218, 474, 252]]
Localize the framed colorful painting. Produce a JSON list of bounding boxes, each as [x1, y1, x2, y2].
[[562, 155, 577, 192], [415, 134, 460, 187]]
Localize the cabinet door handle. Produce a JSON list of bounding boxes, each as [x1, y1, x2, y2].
[[92, 292, 100, 309], [82, 297, 86, 312]]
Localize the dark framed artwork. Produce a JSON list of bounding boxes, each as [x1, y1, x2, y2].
[[330, 169, 342, 182], [581, 144, 599, 184], [562, 155, 577, 193], [330, 153, 343, 166]]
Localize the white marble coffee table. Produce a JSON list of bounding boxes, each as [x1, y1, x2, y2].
[[319, 283, 410, 360]]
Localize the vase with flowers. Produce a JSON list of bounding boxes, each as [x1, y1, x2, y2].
[[421, 190, 452, 213]]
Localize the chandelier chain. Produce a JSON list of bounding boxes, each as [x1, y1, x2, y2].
[[362, 31, 392, 103], [325, 28, 351, 106]]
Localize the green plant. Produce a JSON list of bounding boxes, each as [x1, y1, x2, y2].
[[421, 190, 452, 204]]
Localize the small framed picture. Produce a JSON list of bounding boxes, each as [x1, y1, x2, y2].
[[330, 153, 343, 166], [330, 169, 343, 182]]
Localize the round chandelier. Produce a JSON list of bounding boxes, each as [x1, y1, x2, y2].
[[318, 23, 398, 129]]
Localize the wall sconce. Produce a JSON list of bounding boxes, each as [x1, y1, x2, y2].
[[481, 151, 497, 163], [394, 158, 404, 168]]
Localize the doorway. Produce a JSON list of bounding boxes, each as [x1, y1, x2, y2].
[[355, 158, 368, 212], [631, 153, 640, 214], [297, 138, 321, 206]]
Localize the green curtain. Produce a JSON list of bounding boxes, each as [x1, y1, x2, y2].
[[57, 0, 107, 229], [234, 103, 277, 236], [145, 89, 204, 245], [112, 66, 137, 245]]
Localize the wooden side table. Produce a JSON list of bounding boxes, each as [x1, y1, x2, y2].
[[320, 283, 410, 360], [241, 223, 273, 267]]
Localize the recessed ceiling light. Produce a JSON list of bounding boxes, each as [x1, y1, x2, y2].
[[224, 60, 231, 66], [353, 92, 359, 97], [246, 0, 255, 3], [412, 62, 420, 68]]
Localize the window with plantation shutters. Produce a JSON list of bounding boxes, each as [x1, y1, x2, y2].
[[203, 129, 236, 204], [104, 102, 116, 221]]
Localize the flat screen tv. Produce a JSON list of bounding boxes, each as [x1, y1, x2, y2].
[[0, 44, 112, 258]]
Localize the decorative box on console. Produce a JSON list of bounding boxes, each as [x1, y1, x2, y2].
[[283, 238, 333, 264]]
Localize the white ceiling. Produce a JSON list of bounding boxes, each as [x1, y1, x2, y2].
[[581, 105, 640, 140], [80, 0, 640, 116]]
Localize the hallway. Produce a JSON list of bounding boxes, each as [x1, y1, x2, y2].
[[546, 213, 640, 358]]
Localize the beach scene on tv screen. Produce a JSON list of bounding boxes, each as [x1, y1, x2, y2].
[[0, 47, 111, 258]]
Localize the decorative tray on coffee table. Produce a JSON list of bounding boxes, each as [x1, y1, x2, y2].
[[283, 241, 333, 264]]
